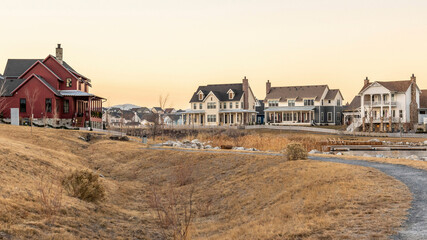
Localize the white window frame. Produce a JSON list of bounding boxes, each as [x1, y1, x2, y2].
[[327, 112, 332, 122]]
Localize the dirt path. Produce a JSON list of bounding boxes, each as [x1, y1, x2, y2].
[[146, 147, 427, 239]]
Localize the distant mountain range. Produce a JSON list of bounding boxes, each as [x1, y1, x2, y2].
[[110, 104, 142, 110]]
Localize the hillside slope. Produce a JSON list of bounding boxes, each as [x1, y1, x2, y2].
[[0, 125, 411, 239]]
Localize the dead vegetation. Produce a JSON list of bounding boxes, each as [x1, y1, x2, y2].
[[285, 142, 308, 160], [0, 124, 413, 239], [62, 170, 105, 203]]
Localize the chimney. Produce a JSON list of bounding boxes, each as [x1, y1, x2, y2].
[[409, 73, 418, 127], [242, 76, 249, 109], [266, 80, 271, 95], [364, 77, 369, 87], [56, 44, 63, 64], [411, 73, 416, 83]]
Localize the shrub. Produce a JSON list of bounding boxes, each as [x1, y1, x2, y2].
[[285, 142, 308, 161], [62, 170, 105, 203]]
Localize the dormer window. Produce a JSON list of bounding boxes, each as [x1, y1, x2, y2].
[[227, 89, 235, 100], [66, 78, 72, 87], [199, 93, 203, 100]]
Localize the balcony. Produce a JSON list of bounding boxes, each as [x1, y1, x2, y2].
[[364, 101, 397, 107]]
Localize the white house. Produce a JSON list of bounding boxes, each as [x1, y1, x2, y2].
[[182, 76, 257, 126], [354, 74, 420, 131]]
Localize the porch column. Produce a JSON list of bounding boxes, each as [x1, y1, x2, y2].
[[273, 112, 276, 123], [380, 94, 384, 118], [389, 92, 392, 120], [300, 111, 302, 123], [291, 111, 294, 122]]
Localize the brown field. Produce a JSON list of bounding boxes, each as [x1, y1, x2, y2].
[[0, 124, 412, 239]]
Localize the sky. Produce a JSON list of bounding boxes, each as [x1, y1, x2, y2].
[[1, 0, 427, 109]]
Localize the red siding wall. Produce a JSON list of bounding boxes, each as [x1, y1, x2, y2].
[[20, 62, 59, 90], [43, 56, 78, 90]]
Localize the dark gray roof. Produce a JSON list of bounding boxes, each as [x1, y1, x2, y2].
[[266, 85, 328, 102], [343, 96, 361, 112], [190, 83, 243, 103], [3, 59, 42, 77], [3, 58, 80, 78], [0, 78, 25, 96]]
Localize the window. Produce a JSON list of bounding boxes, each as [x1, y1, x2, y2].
[[328, 100, 331, 104], [241, 102, 244, 108], [399, 110, 403, 118], [288, 100, 295, 106], [236, 102, 239, 108], [207, 115, 217, 122], [304, 99, 314, 106], [64, 99, 69, 113], [321, 112, 324, 122], [199, 93, 203, 100], [337, 99, 341, 106], [193, 104, 197, 109], [229, 92, 233, 99], [66, 78, 72, 87], [20, 99, 26, 113], [207, 102, 216, 109], [199, 103, 203, 109], [223, 103, 227, 109], [229, 102, 233, 109], [421, 111, 426, 115], [45, 98, 52, 113], [391, 94, 395, 101], [268, 100, 279, 107], [327, 112, 332, 122], [321, 100, 324, 106], [392, 110, 396, 117]]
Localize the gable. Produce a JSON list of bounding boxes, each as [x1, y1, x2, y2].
[[190, 83, 244, 103], [11, 74, 61, 96], [43, 55, 79, 88], [3, 59, 42, 77]]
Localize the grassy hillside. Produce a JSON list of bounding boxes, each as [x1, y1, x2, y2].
[[0, 125, 411, 239]]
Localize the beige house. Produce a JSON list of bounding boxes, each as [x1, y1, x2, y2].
[[182, 77, 257, 126]]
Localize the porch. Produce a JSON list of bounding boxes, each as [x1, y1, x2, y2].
[[264, 106, 315, 125]]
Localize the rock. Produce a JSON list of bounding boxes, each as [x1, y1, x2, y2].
[[368, 139, 380, 142], [162, 140, 175, 146], [375, 154, 385, 158], [421, 157, 427, 161], [423, 140, 427, 145], [336, 152, 343, 156], [233, 147, 245, 151], [406, 155, 420, 160], [213, 147, 220, 150], [204, 145, 212, 149], [363, 153, 372, 157], [191, 139, 200, 144], [322, 152, 331, 155], [99, 174, 105, 178], [309, 150, 321, 154]]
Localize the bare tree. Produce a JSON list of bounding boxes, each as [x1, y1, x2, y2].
[[150, 185, 194, 240], [25, 88, 40, 135], [0, 80, 8, 120]]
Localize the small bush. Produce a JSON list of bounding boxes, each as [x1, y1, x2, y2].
[[62, 170, 105, 203], [285, 143, 308, 161]]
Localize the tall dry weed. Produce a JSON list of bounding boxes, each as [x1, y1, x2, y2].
[[38, 173, 63, 224]]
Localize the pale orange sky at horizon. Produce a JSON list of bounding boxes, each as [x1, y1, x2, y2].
[[1, 0, 427, 109]]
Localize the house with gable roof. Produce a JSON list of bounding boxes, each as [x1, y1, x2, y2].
[[182, 76, 257, 126], [0, 44, 104, 128], [357, 75, 420, 131], [264, 80, 344, 125]]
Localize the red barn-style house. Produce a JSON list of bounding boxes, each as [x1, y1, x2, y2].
[[0, 44, 105, 129]]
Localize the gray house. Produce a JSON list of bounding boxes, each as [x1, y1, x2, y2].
[[264, 80, 344, 125]]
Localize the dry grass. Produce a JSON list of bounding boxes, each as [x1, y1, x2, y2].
[[0, 124, 412, 239]]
